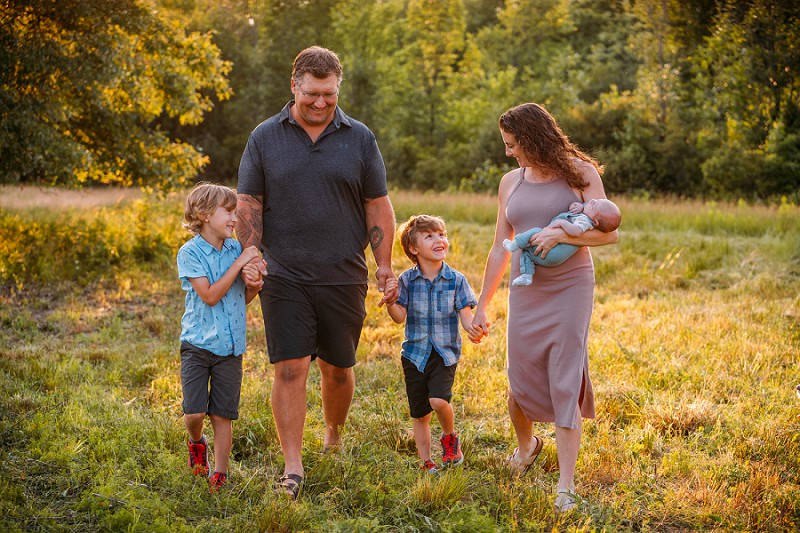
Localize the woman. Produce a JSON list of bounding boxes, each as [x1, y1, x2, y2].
[[472, 103, 618, 512]]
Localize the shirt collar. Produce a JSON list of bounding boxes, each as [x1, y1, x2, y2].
[[279, 101, 352, 129], [408, 261, 454, 282], [194, 233, 232, 255]]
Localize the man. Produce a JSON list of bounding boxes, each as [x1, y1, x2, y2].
[[235, 46, 397, 500]]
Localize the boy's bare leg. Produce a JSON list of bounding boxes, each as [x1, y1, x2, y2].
[[412, 412, 433, 462], [318, 358, 354, 449], [184, 412, 205, 442], [429, 397, 455, 435], [272, 357, 312, 477], [209, 414, 232, 473]]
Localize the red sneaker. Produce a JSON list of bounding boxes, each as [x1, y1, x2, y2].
[[208, 472, 227, 493], [440, 433, 464, 466], [187, 436, 209, 476], [421, 459, 439, 474]]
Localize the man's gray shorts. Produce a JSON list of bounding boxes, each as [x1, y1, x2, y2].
[[180, 341, 242, 420]]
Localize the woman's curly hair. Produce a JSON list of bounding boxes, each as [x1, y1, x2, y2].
[[499, 103, 603, 190]]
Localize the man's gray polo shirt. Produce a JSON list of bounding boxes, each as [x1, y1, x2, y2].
[[237, 102, 388, 285]]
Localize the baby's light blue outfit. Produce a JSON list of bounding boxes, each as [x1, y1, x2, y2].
[[507, 211, 595, 286]]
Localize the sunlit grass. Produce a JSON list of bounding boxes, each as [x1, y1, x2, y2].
[[1, 190, 799, 530]]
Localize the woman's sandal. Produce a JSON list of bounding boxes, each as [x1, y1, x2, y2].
[[508, 435, 543, 474], [275, 473, 303, 501], [554, 489, 578, 513]]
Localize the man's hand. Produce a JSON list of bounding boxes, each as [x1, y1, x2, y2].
[[376, 265, 397, 307], [242, 258, 267, 290], [379, 276, 398, 307]]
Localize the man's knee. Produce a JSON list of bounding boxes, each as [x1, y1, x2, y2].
[[323, 365, 353, 387], [274, 359, 310, 384]]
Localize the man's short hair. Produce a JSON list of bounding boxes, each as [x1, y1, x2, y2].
[[399, 214, 446, 264], [292, 46, 343, 83]]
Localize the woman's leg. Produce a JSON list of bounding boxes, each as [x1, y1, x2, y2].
[[554, 416, 582, 491], [508, 392, 536, 456]]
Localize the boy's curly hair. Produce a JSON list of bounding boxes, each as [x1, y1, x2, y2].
[[399, 214, 446, 264], [183, 182, 238, 235]]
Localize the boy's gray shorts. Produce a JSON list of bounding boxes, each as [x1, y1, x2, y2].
[[180, 341, 242, 420]]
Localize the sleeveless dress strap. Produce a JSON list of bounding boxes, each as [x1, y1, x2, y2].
[[506, 167, 526, 206]]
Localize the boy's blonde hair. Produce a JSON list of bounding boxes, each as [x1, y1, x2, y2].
[[183, 182, 238, 234], [399, 214, 446, 264]]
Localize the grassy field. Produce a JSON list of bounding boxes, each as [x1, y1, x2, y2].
[[1, 186, 799, 531]]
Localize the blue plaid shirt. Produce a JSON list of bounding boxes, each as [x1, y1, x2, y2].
[[177, 234, 247, 357], [396, 262, 477, 372]]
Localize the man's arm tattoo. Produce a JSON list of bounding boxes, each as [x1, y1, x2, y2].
[[369, 226, 384, 250], [236, 194, 263, 247]]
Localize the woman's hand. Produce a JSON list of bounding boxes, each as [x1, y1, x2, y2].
[[472, 308, 491, 338], [528, 226, 564, 259]]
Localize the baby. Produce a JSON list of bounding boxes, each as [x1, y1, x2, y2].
[[504, 198, 621, 286]]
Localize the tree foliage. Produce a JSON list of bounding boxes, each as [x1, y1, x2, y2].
[[0, 0, 231, 189], [2, 0, 799, 199]]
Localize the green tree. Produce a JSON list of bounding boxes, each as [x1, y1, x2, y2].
[[366, 0, 491, 188], [0, 0, 231, 189], [329, 0, 406, 133], [695, 0, 800, 197], [592, 0, 714, 195], [157, 0, 339, 183]]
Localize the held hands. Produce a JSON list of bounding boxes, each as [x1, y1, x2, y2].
[[238, 245, 262, 265], [376, 266, 398, 307], [240, 246, 267, 290], [470, 309, 490, 343], [242, 261, 265, 290], [466, 323, 485, 344]]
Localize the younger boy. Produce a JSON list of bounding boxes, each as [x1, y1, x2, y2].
[[177, 182, 265, 492], [503, 198, 621, 286], [383, 215, 483, 473]]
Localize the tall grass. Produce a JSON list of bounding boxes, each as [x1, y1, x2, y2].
[[1, 188, 799, 531]]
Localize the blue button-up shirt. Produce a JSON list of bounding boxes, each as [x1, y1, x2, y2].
[[396, 262, 477, 372], [177, 234, 247, 357]]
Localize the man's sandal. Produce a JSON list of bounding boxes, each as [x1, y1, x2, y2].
[[508, 435, 543, 474], [275, 473, 303, 501]]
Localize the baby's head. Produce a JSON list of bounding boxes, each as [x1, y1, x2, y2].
[[183, 182, 238, 235], [399, 214, 447, 264], [585, 199, 621, 233]]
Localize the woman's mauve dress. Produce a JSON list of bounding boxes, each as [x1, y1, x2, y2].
[[504, 169, 596, 429]]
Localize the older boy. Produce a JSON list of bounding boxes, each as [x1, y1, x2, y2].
[[177, 183, 265, 492]]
